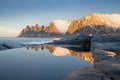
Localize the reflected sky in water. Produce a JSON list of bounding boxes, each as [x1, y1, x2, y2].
[[0, 45, 93, 80]]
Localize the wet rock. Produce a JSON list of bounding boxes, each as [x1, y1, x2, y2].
[[92, 49, 118, 62], [0, 42, 7, 51], [0, 41, 23, 51], [94, 59, 120, 73], [91, 36, 120, 80], [91, 36, 120, 43], [51, 35, 89, 44], [2, 44, 12, 49], [48, 35, 91, 51], [94, 59, 120, 80], [0, 45, 7, 51], [64, 67, 109, 80]]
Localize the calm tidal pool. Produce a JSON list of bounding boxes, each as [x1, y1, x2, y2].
[[0, 45, 93, 80]]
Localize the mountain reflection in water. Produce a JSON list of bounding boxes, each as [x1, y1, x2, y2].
[[26, 45, 94, 64]]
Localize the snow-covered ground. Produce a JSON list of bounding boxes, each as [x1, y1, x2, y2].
[[53, 20, 71, 33]]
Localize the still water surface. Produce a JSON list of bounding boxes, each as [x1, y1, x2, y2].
[[0, 38, 93, 80]]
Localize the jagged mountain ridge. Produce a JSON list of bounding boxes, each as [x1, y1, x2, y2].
[[18, 13, 120, 37], [18, 20, 71, 37], [18, 24, 45, 37]]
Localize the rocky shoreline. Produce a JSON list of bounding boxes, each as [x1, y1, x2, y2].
[[71, 36, 119, 80], [47, 36, 120, 80], [0, 43, 12, 50], [90, 36, 120, 80], [0, 41, 22, 51]]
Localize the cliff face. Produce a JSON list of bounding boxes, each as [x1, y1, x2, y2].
[[44, 22, 59, 33], [18, 13, 120, 37]]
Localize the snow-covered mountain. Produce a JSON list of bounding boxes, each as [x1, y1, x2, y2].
[[44, 20, 71, 34], [53, 20, 71, 33], [18, 13, 120, 37], [86, 13, 120, 27], [67, 13, 120, 34]]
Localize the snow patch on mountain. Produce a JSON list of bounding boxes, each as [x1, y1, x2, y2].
[[90, 13, 120, 27], [106, 14, 120, 26], [53, 20, 71, 33]]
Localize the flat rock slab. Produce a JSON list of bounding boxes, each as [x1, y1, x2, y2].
[[91, 36, 120, 80]]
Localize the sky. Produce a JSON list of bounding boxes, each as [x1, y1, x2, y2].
[[0, 0, 120, 37]]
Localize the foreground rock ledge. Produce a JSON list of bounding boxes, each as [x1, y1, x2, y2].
[[48, 35, 91, 51], [91, 36, 120, 80]]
